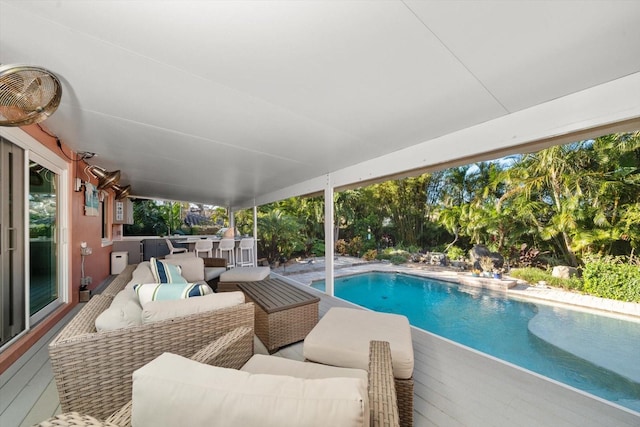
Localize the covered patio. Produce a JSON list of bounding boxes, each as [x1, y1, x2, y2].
[[1, 1, 640, 425], [4, 268, 640, 427]]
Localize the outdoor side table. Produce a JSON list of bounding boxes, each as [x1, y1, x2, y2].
[[237, 278, 320, 353]]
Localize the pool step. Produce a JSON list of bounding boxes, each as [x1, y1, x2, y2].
[[528, 306, 640, 383]]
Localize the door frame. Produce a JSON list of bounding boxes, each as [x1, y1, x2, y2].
[[0, 127, 70, 344]]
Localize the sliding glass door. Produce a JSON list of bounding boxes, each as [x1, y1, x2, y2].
[[0, 137, 26, 346], [1, 130, 67, 349]]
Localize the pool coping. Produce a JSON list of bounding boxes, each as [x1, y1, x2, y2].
[[281, 260, 640, 320]]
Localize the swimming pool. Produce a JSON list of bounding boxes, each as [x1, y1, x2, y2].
[[311, 272, 640, 412]]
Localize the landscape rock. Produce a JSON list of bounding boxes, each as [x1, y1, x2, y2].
[[552, 265, 579, 279], [469, 245, 504, 270]]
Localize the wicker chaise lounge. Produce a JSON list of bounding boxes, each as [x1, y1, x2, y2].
[[38, 327, 400, 427], [48, 266, 255, 421]]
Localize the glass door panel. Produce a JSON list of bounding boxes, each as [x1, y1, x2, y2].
[[29, 161, 58, 315]]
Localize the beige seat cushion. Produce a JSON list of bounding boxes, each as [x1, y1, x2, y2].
[[162, 256, 204, 282], [241, 354, 368, 382], [219, 266, 270, 282], [303, 307, 414, 379], [132, 352, 369, 427], [204, 266, 226, 281], [141, 291, 245, 324]]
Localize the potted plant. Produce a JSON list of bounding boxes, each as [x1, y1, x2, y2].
[[479, 256, 494, 277], [492, 267, 503, 279]]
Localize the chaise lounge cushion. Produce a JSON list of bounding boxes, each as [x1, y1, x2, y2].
[[132, 352, 369, 427]]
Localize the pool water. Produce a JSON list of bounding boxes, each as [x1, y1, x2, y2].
[[312, 272, 640, 412]]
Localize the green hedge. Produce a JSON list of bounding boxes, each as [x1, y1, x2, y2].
[[582, 259, 640, 303]]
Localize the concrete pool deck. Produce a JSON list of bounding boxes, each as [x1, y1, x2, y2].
[[271, 257, 640, 320]]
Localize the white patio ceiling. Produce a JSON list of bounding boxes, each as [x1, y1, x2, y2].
[[1, 1, 640, 209]]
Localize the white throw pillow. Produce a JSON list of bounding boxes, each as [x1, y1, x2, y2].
[[111, 288, 140, 307], [149, 257, 187, 283], [133, 282, 212, 307], [95, 300, 143, 331]]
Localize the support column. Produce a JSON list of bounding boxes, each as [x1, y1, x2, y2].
[[324, 175, 334, 296], [228, 206, 235, 230], [252, 205, 258, 266]]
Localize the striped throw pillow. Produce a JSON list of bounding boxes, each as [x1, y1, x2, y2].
[[133, 283, 213, 306], [150, 257, 187, 283]]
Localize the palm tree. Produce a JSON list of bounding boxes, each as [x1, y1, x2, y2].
[[498, 144, 587, 266], [257, 209, 304, 263]]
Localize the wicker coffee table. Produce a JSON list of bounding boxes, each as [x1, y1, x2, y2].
[[237, 278, 320, 353]]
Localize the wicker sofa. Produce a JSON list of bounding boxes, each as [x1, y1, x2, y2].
[[48, 264, 255, 421], [39, 327, 400, 427]]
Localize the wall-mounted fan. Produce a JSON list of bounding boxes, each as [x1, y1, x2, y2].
[[0, 64, 62, 127]]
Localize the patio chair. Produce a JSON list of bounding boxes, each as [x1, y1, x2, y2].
[[48, 267, 255, 421], [36, 327, 254, 427], [165, 238, 187, 254], [38, 327, 400, 427]]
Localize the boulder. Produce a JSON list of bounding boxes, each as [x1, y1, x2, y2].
[[552, 265, 579, 279], [469, 245, 504, 270]]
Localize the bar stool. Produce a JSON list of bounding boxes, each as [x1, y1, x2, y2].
[[216, 238, 236, 268], [194, 239, 213, 258], [165, 239, 187, 255], [236, 237, 255, 267]]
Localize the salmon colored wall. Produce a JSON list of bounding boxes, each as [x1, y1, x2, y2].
[[0, 125, 115, 373]]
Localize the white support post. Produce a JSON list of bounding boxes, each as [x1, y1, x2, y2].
[[228, 206, 235, 230], [324, 175, 335, 296], [252, 205, 258, 266]]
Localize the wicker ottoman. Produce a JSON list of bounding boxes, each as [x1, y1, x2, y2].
[[238, 278, 319, 353], [217, 266, 271, 292], [303, 307, 415, 427]]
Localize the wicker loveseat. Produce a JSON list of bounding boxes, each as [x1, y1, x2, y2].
[[39, 328, 400, 427], [48, 265, 254, 421]]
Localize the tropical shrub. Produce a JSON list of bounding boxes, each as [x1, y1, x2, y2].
[[446, 245, 466, 261], [362, 249, 378, 261], [389, 254, 408, 265], [257, 209, 304, 263], [335, 239, 348, 255], [347, 236, 364, 257], [582, 257, 640, 302], [310, 239, 325, 257], [508, 267, 583, 291]]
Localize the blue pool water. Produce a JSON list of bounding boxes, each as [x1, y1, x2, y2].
[[312, 272, 640, 412]]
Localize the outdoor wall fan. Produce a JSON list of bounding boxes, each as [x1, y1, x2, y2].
[[0, 64, 62, 127], [86, 165, 121, 190], [112, 183, 131, 200]]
